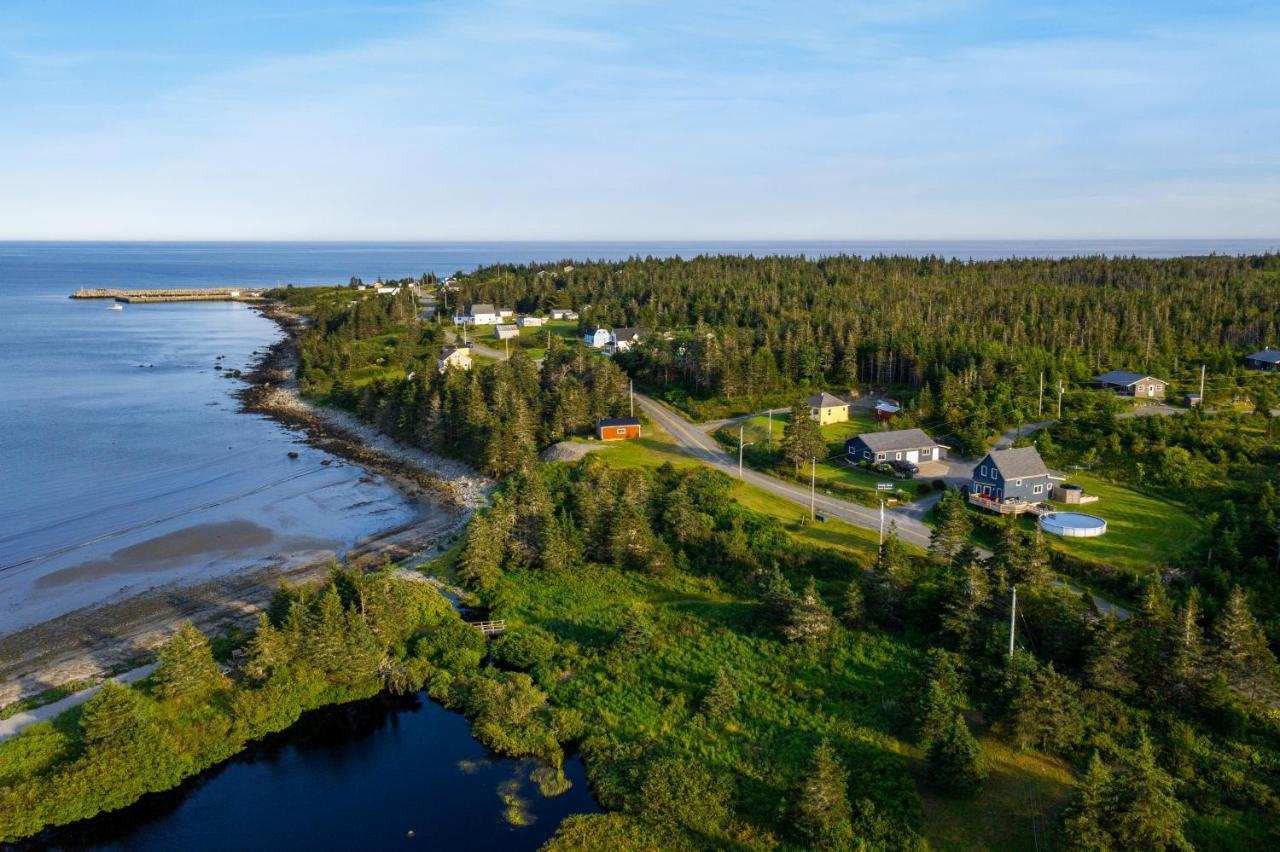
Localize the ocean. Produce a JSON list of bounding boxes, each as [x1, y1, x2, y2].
[[1, 239, 1276, 632]]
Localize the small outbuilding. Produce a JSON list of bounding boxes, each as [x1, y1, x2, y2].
[[1245, 349, 1280, 372], [550, 308, 579, 321], [495, 324, 519, 340], [517, 316, 545, 328], [873, 400, 901, 423], [597, 417, 642, 441], [1096, 370, 1168, 398], [806, 391, 850, 425]]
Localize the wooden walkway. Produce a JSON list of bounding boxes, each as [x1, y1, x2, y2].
[[468, 620, 506, 637]]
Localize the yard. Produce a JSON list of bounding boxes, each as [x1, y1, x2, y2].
[[509, 319, 582, 360]]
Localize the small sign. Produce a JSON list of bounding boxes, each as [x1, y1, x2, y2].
[[875, 482, 894, 491]]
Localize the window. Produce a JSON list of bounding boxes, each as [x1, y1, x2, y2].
[[863, 450, 871, 459], [1015, 479, 1022, 487], [895, 452, 903, 460], [615, 428, 626, 435], [876, 453, 886, 461], [920, 448, 931, 459], [1033, 484, 1043, 494], [980, 465, 988, 476]]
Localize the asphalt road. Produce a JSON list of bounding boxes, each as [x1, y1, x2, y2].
[[634, 392, 935, 550]]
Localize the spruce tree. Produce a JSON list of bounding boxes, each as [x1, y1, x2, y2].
[[781, 401, 824, 475], [926, 710, 987, 794], [1059, 752, 1116, 851], [701, 667, 740, 719], [756, 567, 800, 629], [153, 621, 226, 703], [794, 739, 855, 850], [783, 577, 836, 644], [864, 528, 909, 627], [840, 578, 865, 629], [81, 681, 148, 748], [1213, 587, 1279, 703], [1109, 733, 1191, 851], [928, 490, 972, 566], [939, 563, 990, 650], [1168, 589, 1206, 706]]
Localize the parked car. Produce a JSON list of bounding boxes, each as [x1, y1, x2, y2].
[[889, 459, 918, 478]]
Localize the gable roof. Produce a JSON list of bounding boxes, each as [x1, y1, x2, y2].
[[874, 401, 901, 414], [1248, 348, 1280, 364], [440, 344, 468, 357], [852, 428, 941, 453], [806, 391, 847, 409], [469, 303, 496, 315], [1096, 370, 1163, 386], [987, 447, 1050, 479], [598, 417, 640, 428], [613, 327, 646, 341]]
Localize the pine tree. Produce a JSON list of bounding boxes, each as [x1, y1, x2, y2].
[[153, 621, 226, 703], [864, 528, 909, 627], [756, 567, 799, 628], [1059, 752, 1116, 851], [939, 563, 990, 650], [928, 490, 972, 566], [1131, 581, 1177, 694], [1213, 586, 1279, 703], [840, 578, 865, 629], [925, 710, 987, 794], [1109, 733, 1191, 851], [781, 401, 824, 475], [1168, 589, 1206, 706], [1084, 616, 1136, 695], [81, 681, 148, 748], [794, 739, 855, 850], [701, 667, 740, 719], [783, 577, 836, 644], [1006, 662, 1083, 754]]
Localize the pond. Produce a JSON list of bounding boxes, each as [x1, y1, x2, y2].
[[36, 692, 598, 851]]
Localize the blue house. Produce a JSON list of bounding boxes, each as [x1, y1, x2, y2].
[[844, 428, 946, 465], [1245, 349, 1280, 372], [968, 446, 1060, 513]]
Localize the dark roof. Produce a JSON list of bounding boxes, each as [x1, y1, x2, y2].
[[1247, 348, 1280, 364], [598, 417, 640, 428], [440, 344, 468, 357], [850, 428, 942, 453], [987, 447, 1051, 479], [613, 327, 647, 341], [1096, 370, 1164, 386], [806, 391, 847, 409]]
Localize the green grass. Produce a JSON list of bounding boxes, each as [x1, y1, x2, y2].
[[509, 319, 580, 360], [1043, 473, 1204, 571]]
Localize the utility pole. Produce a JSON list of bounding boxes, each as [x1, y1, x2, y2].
[[810, 458, 817, 520], [739, 425, 745, 479], [1200, 364, 1206, 405], [1038, 372, 1044, 418], [630, 380, 634, 417], [1009, 586, 1018, 659], [1057, 381, 1065, 418], [767, 408, 773, 450], [878, 499, 885, 546], [504, 338, 509, 360]]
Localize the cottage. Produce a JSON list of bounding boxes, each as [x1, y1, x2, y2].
[[969, 446, 1061, 513], [495, 324, 519, 340], [806, 391, 850, 425], [467, 304, 500, 325], [550, 308, 579, 321], [584, 328, 612, 348], [499, 308, 515, 320], [845, 429, 947, 465], [874, 401, 901, 423], [1096, 370, 1168, 399], [612, 327, 647, 353], [1245, 349, 1280, 372], [517, 316, 545, 328], [597, 417, 641, 441], [438, 345, 472, 373]]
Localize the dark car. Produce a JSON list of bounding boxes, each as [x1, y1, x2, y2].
[[888, 459, 918, 478]]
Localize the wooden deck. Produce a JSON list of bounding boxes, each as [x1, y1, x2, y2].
[[968, 493, 1051, 517]]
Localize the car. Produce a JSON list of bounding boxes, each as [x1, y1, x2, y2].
[[888, 459, 918, 477]]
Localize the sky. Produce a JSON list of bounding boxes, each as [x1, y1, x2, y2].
[[0, 1, 1277, 240]]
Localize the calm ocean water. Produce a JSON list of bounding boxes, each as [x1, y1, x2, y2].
[[1, 239, 1276, 632]]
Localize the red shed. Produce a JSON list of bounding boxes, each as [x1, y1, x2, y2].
[[597, 416, 641, 441]]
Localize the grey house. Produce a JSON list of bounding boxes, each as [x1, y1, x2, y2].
[[1245, 349, 1280, 372], [969, 446, 1059, 512], [1096, 370, 1168, 399], [845, 428, 947, 465]]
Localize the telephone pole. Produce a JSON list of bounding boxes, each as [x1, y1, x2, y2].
[[766, 408, 773, 450], [1199, 364, 1206, 404], [1057, 381, 1065, 418], [1038, 372, 1044, 417], [739, 425, 745, 479], [878, 500, 885, 546], [1009, 586, 1018, 659], [630, 380, 634, 417], [810, 458, 817, 520]]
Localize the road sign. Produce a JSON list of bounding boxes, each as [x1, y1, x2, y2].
[[875, 482, 894, 491]]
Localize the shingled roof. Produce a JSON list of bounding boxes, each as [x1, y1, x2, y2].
[[1096, 370, 1161, 386], [806, 391, 847, 409], [988, 447, 1051, 479], [854, 428, 942, 453], [1248, 348, 1280, 364]]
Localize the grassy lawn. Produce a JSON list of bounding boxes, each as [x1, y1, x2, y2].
[[1044, 473, 1203, 571], [510, 319, 580, 360]]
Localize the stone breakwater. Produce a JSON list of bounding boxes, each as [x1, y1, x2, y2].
[[71, 288, 265, 302]]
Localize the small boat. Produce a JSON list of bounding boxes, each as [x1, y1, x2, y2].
[[109, 303, 124, 311]]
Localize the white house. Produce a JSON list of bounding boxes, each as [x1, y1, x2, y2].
[[585, 328, 612, 348], [495, 324, 519, 340], [550, 308, 579, 320], [438, 345, 472, 373], [463, 303, 500, 325], [612, 327, 646, 353], [499, 308, 515, 320], [518, 316, 545, 328]]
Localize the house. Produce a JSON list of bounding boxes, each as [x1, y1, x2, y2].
[[1096, 370, 1168, 398], [806, 391, 850, 425], [499, 308, 515, 320], [467, 304, 501, 325], [597, 416, 641, 441], [550, 308, 579, 321], [969, 446, 1061, 513], [518, 316, 545, 328], [438, 345, 472, 373], [845, 429, 947, 465], [584, 328, 612, 348], [874, 400, 901, 423], [1245, 349, 1280, 372], [495, 324, 519, 340], [612, 327, 647, 353]]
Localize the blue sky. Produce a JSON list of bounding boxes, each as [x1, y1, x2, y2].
[[1, 1, 1277, 239]]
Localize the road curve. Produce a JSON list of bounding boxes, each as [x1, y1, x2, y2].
[[634, 393, 934, 550]]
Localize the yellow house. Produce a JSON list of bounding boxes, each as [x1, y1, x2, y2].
[[807, 391, 850, 425], [438, 344, 472, 373]]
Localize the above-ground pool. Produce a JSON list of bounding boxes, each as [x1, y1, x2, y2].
[[1040, 512, 1108, 538]]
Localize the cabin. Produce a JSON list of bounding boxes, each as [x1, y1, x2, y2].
[[517, 316, 545, 328], [597, 417, 641, 441], [845, 428, 947, 465], [806, 391, 850, 425], [438, 345, 472, 373], [495, 324, 519, 341], [1245, 349, 1280, 372], [550, 308, 579, 321], [585, 328, 612, 348], [873, 400, 900, 423], [467, 304, 501, 325], [612, 327, 647, 353], [1096, 370, 1168, 399], [969, 446, 1061, 513]]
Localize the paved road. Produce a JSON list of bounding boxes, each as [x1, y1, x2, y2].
[[0, 662, 158, 742], [996, 418, 1058, 449], [635, 393, 935, 550]]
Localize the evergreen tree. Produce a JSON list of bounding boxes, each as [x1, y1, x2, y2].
[[1109, 734, 1191, 851], [925, 711, 987, 794], [1084, 616, 1136, 695], [840, 578, 865, 629], [781, 401, 824, 475], [615, 604, 654, 654], [701, 667, 740, 719], [939, 563, 990, 650], [153, 621, 226, 703], [81, 681, 149, 748], [928, 490, 972, 566], [1213, 586, 1279, 703], [756, 567, 800, 629], [783, 577, 836, 644], [1059, 752, 1116, 851], [794, 739, 855, 850], [1168, 589, 1206, 706], [864, 528, 909, 627], [1005, 662, 1083, 754]]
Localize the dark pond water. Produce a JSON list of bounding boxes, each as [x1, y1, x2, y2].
[[37, 693, 598, 851]]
